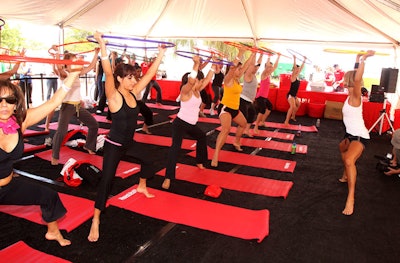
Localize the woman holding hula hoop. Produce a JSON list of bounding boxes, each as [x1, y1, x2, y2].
[[50, 45, 100, 165], [283, 54, 306, 126], [162, 55, 216, 190], [0, 67, 80, 246], [339, 50, 375, 216], [253, 53, 281, 134], [88, 32, 167, 242], [211, 46, 256, 167], [0, 49, 26, 80]]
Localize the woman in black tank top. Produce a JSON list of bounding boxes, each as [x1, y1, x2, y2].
[[88, 32, 167, 242]]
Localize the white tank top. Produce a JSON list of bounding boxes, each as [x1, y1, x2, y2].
[[342, 97, 370, 139], [177, 93, 201, 125]]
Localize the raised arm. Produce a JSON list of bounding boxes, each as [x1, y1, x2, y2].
[[80, 48, 100, 75], [22, 71, 80, 131], [181, 56, 201, 95], [353, 50, 375, 98], [0, 49, 25, 80], [133, 46, 166, 95]]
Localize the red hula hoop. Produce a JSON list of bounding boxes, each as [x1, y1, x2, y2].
[[0, 54, 90, 65], [48, 41, 96, 56], [224, 41, 274, 55], [287, 49, 312, 64], [0, 47, 19, 55]]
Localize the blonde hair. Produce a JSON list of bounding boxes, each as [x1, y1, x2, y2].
[[343, 70, 364, 88]]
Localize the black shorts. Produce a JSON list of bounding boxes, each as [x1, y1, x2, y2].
[[344, 133, 369, 147], [217, 104, 240, 119], [254, 97, 273, 114]]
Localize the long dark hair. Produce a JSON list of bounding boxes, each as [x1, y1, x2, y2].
[[0, 80, 27, 126], [113, 63, 135, 88]]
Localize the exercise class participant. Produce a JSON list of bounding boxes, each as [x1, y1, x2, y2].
[[0, 69, 80, 246], [211, 47, 256, 167], [253, 53, 281, 134], [51, 47, 100, 165], [162, 55, 216, 190], [88, 32, 166, 242], [283, 54, 306, 126], [338, 50, 375, 216]]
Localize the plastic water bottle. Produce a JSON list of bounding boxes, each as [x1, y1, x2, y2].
[[316, 119, 320, 128], [291, 142, 297, 154], [296, 124, 302, 137]]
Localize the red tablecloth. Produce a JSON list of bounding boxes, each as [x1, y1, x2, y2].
[[362, 101, 391, 133]]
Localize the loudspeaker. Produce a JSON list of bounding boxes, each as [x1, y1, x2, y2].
[[369, 85, 385, 103], [380, 68, 398, 93]]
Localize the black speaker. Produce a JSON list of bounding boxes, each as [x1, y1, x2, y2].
[[380, 68, 398, 93], [369, 84, 385, 102]]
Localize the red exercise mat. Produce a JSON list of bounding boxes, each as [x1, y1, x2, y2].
[[264, 122, 318, 132], [134, 133, 196, 150], [217, 126, 294, 140], [169, 114, 221, 124], [108, 185, 269, 242], [0, 241, 72, 263], [146, 103, 179, 110], [224, 135, 307, 154], [24, 143, 46, 153], [0, 193, 94, 232], [38, 123, 110, 135], [188, 147, 296, 173], [23, 129, 50, 137], [34, 146, 140, 179], [157, 163, 293, 198]]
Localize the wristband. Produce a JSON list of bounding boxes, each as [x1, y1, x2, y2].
[[256, 63, 261, 67], [235, 56, 241, 61], [210, 68, 215, 72], [354, 62, 359, 69], [189, 70, 198, 79], [62, 84, 71, 92], [101, 56, 109, 61]]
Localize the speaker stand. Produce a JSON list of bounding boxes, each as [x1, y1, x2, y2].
[[368, 97, 394, 135]]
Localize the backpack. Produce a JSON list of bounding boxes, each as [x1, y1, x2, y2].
[[62, 158, 102, 187]]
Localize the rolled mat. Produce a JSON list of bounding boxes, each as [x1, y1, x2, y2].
[[157, 163, 293, 198], [134, 133, 197, 150], [34, 146, 140, 179], [38, 123, 110, 135], [225, 135, 307, 154], [263, 122, 318, 132], [188, 147, 296, 173], [0, 241, 72, 263], [23, 129, 50, 137], [0, 193, 94, 232], [146, 103, 179, 110], [24, 143, 47, 153], [216, 126, 294, 140], [108, 185, 269, 242], [168, 114, 221, 124]]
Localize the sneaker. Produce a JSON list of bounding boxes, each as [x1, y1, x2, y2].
[[96, 110, 102, 114], [209, 108, 215, 116], [199, 112, 206, 118]]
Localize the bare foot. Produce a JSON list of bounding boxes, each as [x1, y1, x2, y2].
[[136, 186, 155, 198], [51, 157, 59, 166], [342, 198, 354, 216], [253, 127, 259, 134], [196, 163, 205, 169], [211, 159, 218, 167], [45, 231, 71, 246], [162, 179, 170, 190], [84, 147, 96, 155], [233, 143, 243, 152], [291, 117, 297, 122], [338, 176, 348, 183], [142, 127, 152, 134], [284, 122, 290, 127], [88, 219, 100, 242]]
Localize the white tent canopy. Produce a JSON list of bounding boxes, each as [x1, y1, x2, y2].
[[2, 0, 400, 47]]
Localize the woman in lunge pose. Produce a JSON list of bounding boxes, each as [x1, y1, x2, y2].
[[339, 50, 375, 215], [88, 32, 166, 242]]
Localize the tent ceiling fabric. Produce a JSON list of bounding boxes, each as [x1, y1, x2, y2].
[[2, 0, 400, 47]]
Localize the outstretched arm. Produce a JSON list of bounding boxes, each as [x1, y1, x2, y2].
[[0, 49, 25, 80]]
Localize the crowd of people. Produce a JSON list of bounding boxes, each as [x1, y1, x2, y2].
[[0, 33, 385, 249]]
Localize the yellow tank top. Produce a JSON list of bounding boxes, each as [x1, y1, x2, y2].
[[221, 80, 242, 109]]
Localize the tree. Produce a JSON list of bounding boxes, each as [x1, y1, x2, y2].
[[0, 24, 25, 52]]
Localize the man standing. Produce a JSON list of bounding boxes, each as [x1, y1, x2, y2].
[[333, 64, 345, 92]]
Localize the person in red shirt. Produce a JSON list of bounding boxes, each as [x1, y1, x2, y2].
[[141, 56, 163, 104], [333, 64, 345, 92]]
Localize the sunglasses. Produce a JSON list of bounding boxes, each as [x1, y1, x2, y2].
[[0, 96, 18, 104]]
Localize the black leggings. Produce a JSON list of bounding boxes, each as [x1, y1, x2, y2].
[[0, 176, 66, 222], [95, 139, 156, 211]]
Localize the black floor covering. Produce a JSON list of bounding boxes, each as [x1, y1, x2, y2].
[[1, 101, 400, 263]]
